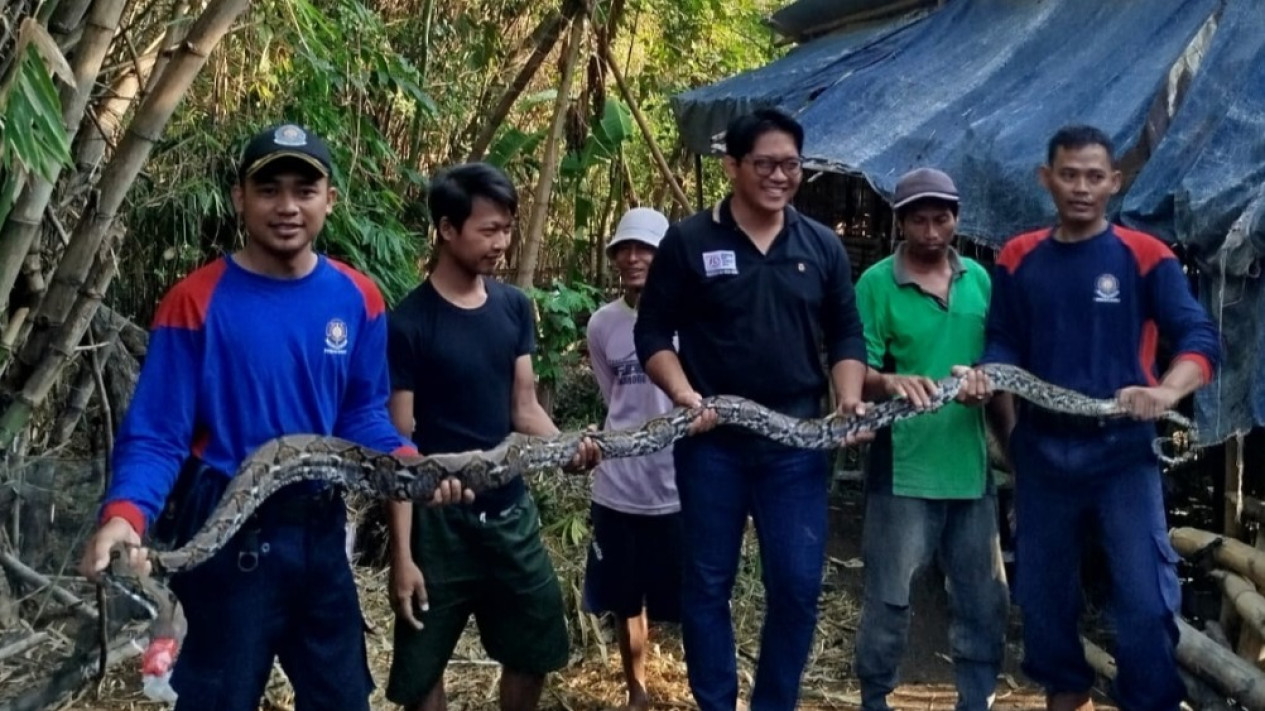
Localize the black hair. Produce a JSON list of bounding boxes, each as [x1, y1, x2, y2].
[[427, 162, 518, 234], [724, 108, 805, 160], [895, 197, 960, 223], [1047, 124, 1115, 166]]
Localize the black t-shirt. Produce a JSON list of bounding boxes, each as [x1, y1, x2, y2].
[[387, 278, 535, 513]]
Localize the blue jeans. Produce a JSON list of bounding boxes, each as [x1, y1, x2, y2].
[[674, 434, 830, 711], [854, 492, 1009, 711], [1011, 426, 1184, 711]]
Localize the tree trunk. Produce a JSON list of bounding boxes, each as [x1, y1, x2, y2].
[[465, 3, 576, 161], [0, 0, 129, 323], [0, 0, 249, 445], [513, 14, 584, 289]]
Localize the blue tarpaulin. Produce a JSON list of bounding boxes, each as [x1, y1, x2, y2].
[[672, 0, 1265, 442]]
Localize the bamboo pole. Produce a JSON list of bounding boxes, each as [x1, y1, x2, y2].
[[513, 13, 584, 289], [19, 0, 249, 369], [466, 2, 578, 161], [0, 0, 129, 321], [1177, 616, 1265, 710], [2, 0, 249, 446], [1212, 570, 1265, 654], [1173, 527, 1265, 590], [595, 24, 691, 213]]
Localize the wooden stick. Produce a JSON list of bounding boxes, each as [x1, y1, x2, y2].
[[1176, 616, 1265, 710], [1212, 569, 1265, 643], [0, 551, 97, 621], [1085, 634, 1236, 711], [594, 22, 690, 213], [0, 631, 49, 661], [0, 632, 146, 711], [1172, 527, 1265, 590]]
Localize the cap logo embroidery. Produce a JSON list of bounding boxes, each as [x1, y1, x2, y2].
[[274, 125, 308, 147]]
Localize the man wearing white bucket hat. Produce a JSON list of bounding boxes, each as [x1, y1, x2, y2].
[[583, 207, 682, 711]]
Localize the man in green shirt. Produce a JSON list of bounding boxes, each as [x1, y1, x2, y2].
[[852, 168, 1011, 711]]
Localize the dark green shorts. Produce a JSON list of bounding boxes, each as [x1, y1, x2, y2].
[[385, 492, 569, 705]]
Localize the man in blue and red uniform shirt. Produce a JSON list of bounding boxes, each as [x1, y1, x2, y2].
[[77, 124, 464, 711], [977, 125, 1220, 711]]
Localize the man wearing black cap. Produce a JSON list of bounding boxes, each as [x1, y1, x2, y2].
[[851, 167, 1009, 711], [79, 123, 465, 711]]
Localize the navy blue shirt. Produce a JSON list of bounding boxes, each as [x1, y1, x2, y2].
[[634, 197, 867, 418], [387, 278, 534, 513]]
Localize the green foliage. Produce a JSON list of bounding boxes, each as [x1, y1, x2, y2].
[[524, 278, 602, 387], [0, 44, 70, 225]]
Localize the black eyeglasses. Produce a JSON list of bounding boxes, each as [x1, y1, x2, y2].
[[745, 156, 804, 177]]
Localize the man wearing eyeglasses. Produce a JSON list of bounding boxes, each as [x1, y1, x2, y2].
[[634, 108, 872, 711]]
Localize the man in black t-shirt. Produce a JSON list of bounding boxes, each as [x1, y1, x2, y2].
[[383, 163, 599, 711]]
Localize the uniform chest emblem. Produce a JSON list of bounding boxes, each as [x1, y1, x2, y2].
[[1093, 273, 1120, 304], [324, 318, 349, 353], [702, 250, 738, 277]]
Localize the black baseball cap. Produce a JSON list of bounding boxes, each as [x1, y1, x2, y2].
[[892, 167, 959, 209], [238, 123, 333, 181]]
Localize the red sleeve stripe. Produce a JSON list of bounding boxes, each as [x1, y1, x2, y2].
[[1115, 225, 1175, 277], [1176, 353, 1214, 385], [151, 259, 228, 330], [100, 501, 147, 536], [329, 259, 387, 319], [996, 229, 1050, 274], [392, 444, 418, 456], [1137, 319, 1160, 386]]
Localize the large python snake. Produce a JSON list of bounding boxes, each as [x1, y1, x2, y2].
[[103, 364, 1197, 626]]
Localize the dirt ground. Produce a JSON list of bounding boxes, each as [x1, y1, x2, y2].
[[4, 477, 1125, 711]]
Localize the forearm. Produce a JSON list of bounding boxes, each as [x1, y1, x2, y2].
[[861, 367, 889, 402], [830, 358, 868, 407], [513, 402, 561, 437], [644, 350, 695, 402], [1159, 358, 1206, 399], [985, 393, 1016, 440], [386, 500, 414, 564]]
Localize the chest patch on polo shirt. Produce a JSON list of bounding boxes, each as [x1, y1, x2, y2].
[[701, 250, 738, 277]]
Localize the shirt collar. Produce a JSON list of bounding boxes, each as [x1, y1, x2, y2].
[[891, 242, 966, 286], [711, 194, 801, 229]]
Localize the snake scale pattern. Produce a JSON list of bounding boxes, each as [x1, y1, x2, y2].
[[147, 363, 1196, 575], [104, 364, 1196, 626]]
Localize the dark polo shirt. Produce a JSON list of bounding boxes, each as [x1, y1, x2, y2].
[[634, 196, 867, 418]]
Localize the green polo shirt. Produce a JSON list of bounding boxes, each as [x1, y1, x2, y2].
[[854, 245, 991, 499]]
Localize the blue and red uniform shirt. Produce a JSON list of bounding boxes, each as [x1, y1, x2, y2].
[[981, 224, 1220, 468], [101, 255, 414, 534]]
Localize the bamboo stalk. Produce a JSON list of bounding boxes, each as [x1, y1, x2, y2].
[[466, 2, 577, 161], [1172, 527, 1265, 590], [3, 0, 249, 445], [1212, 569, 1265, 642], [595, 22, 690, 213], [1177, 616, 1265, 710], [0, 551, 97, 621], [23, 0, 248, 365], [0, 0, 129, 320], [513, 13, 585, 289]]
